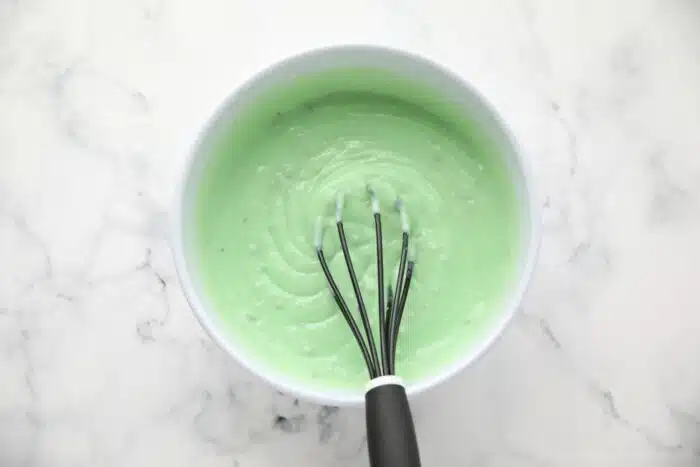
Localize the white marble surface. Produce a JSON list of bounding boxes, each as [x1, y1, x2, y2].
[[2, 0, 700, 465]]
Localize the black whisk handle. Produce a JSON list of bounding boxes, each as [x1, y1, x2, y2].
[[365, 377, 421, 467]]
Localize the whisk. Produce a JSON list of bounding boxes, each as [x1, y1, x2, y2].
[[314, 186, 420, 467]]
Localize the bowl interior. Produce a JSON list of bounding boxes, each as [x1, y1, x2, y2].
[[174, 45, 538, 406]]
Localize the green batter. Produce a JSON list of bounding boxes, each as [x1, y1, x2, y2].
[[193, 68, 521, 391]]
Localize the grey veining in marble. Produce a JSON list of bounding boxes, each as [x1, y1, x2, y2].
[[2, 0, 700, 465]]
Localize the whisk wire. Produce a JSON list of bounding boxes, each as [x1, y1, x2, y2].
[[387, 231, 409, 375], [314, 193, 415, 379], [336, 194, 381, 377], [390, 259, 414, 363], [316, 248, 379, 378], [369, 186, 390, 375]]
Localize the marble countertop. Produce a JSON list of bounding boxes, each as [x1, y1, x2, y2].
[[2, 0, 700, 465]]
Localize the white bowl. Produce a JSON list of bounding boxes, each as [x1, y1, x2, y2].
[[172, 45, 540, 406]]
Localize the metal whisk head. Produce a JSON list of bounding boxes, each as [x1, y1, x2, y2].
[[314, 186, 415, 378]]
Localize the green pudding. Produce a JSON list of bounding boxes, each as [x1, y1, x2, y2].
[[192, 68, 521, 392]]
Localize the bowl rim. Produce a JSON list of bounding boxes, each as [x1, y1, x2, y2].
[[171, 43, 541, 407]]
